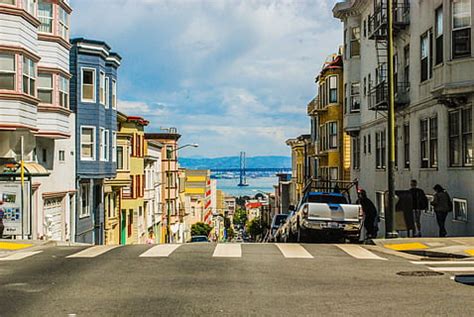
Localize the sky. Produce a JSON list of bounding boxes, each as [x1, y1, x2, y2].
[[70, 0, 342, 158]]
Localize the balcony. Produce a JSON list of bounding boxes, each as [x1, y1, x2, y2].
[[368, 1, 410, 40], [368, 81, 410, 111]]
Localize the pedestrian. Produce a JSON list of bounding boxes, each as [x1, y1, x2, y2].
[[357, 189, 378, 240], [0, 200, 5, 238], [146, 230, 155, 244], [430, 184, 453, 237], [409, 180, 428, 237]]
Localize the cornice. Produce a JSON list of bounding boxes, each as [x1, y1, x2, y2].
[[37, 105, 72, 116], [37, 66, 72, 79], [0, 6, 41, 28], [0, 91, 40, 105], [0, 44, 41, 62], [38, 33, 72, 50]]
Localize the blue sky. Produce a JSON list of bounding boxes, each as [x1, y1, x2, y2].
[[70, 0, 342, 157]]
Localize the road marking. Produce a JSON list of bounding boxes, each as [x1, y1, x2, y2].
[[66, 245, 121, 258], [411, 261, 474, 265], [0, 242, 33, 250], [0, 251, 42, 261], [335, 244, 387, 260], [465, 249, 474, 256], [139, 244, 181, 258], [276, 244, 313, 259], [213, 244, 242, 258], [429, 267, 474, 272], [384, 242, 429, 251]]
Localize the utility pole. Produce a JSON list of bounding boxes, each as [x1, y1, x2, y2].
[[386, 0, 398, 238]]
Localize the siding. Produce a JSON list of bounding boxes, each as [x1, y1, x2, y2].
[[37, 41, 69, 72], [0, 100, 37, 128], [0, 13, 38, 54]]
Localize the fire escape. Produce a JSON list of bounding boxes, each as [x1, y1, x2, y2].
[[368, 0, 410, 112]]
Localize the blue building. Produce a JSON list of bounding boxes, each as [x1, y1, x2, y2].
[[70, 38, 122, 244]]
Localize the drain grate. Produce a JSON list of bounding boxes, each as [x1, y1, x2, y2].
[[397, 271, 444, 277]]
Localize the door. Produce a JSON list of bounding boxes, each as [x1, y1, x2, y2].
[[44, 197, 63, 241], [120, 210, 126, 245]]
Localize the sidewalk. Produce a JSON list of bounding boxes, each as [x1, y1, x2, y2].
[[0, 239, 90, 257], [371, 237, 474, 258]]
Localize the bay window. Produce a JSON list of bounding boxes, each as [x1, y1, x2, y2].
[[59, 75, 68, 108], [22, 56, 35, 96], [38, 1, 53, 33], [81, 127, 95, 160], [0, 53, 15, 90], [22, 0, 35, 15], [38, 73, 53, 104], [58, 6, 69, 40], [452, 0, 471, 58], [328, 75, 338, 103], [81, 68, 96, 102], [104, 129, 109, 161], [350, 27, 360, 57]]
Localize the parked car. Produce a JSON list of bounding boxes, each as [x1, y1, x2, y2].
[[288, 192, 362, 242], [274, 211, 295, 243], [269, 214, 290, 242], [189, 235, 210, 243]]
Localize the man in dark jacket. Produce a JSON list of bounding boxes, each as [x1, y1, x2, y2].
[[357, 189, 378, 239], [409, 180, 428, 237], [431, 184, 452, 237]]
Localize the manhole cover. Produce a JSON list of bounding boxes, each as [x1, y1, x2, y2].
[[397, 271, 444, 277]]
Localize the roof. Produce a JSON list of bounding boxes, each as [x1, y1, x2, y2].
[[71, 38, 112, 50], [145, 133, 182, 141]]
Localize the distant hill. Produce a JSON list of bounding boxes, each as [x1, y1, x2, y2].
[[179, 156, 291, 170]]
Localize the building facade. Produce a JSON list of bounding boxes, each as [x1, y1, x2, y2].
[[70, 38, 121, 244], [0, 0, 75, 241], [144, 139, 162, 243], [286, 135, 311, 206], [334, 0, 474, 236]]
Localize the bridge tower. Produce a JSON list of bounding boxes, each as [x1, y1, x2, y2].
[[238, 151, 249, 187]]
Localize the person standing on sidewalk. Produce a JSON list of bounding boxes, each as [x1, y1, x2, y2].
[[430, 184, 453, 237], [0, 200, 5, 238], [409, 180, 428, 237], [357, 189, 378, 239]]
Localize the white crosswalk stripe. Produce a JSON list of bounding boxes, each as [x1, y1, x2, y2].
[[410, 261, 474, 265], [276, 243, 313, 258], [410, 260, 474, 274], [213, 244, 242, 258], [139, 244, 181, 258], [428, 267, 474, 272], [66, 245, 121, 258], [335, 244, 387, 260], [0, 251, 42, 261]]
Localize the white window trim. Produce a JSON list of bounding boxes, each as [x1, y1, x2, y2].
[[99, 127, 105, 161], [453, 198, 468, 223], [59, 75, 69, 108], [38, 1, 53, 34], [99, 71, 105, 105], [112, 131, 117, 162], [38, 72, 53, 104], [80, 126, 96, 161], [79, 182, 91, 218], [112, 79, 117, 109], [58, 6, 69, 40], [81, 67, 96, 103], [0, 53, 16, 91], [105, 76, 110, 109], [104, 129, 110, 162], [22, 56, 36, 97]]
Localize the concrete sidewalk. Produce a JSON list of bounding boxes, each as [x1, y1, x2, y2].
[[371, 237, 474, 258], [0, 239, 90, 257]]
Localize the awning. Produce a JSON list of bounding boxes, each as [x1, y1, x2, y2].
[[0, 160, 50, 178]]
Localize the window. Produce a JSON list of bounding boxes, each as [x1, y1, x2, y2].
[[58, 6, 69, 39], [81, 68, 96, 102], [363, 135, 367, 155], [0, 0, 15, 5], [22, 0, 35, 15], [420, 117, 438, 168], [344, 29, 347, 60], [329, 167, 338, 181], [350, 82, 360, 112], [59, 75, 68, 108], [59, 150, 65, 162], [99, 71, 105, 105], [449, 108, 472, 167], [38, 73, 53, 104], [112, 79, 117, 109], [328, 76, 338, 103], [80, 182, 91, 218], [363, 19, 367, 38], [404, 45, 410, 86], [128, 209, 133, 236], [81, 127, 95, 160], [104, 129, 110, 161], [22, 56, 35, 96], [452, 0, 471, 58], [0, 53, 15, 90], [350, 27, 360, 57], [328, 122, 338, 149], [420, 31, 432, 82], [112, 131, 117, 162], [435, 6, 444, 65], [38, 1, 53, 33], [105, 77, 110, 108], [368, 133, 371, 154], [376, 191, 385, 219], [99, 128, 107, 161], [363, 77, 367, 96], [352, 136, 360, 170], [42, 148, 47, 163], [453, 198, 468, 222], [376, 130, 386, 169], [117, 146, 124, 170], [403, 123, 410, 168]]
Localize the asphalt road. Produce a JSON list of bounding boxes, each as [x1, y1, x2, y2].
[[0, 243, 473, 316]]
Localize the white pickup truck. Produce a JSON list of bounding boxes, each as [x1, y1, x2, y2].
[[288, 192, 362, 242]]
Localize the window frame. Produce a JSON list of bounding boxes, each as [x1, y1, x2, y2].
[[99, 71, 105, 105], [59, 75, 69, 108], [452, 0, 472, 59], [328, 75, 338, 104], [420, 31, 432, 82], [80, 182, 91, 218], [105, 76, 110, 109], [449, 107, 472, 167], [112, 79, 117, 109], [453, 198, 468, 222], [58, 6, 69, 40], [58, 150, 65, 162], [350, 26, 361, 57], [112, 131, 117, 163], [403, 123, 410, 169], [22, 56, 35, 96], [37, 72, 53, 104], [420, 116, 438, 168], [81, 67, 96, 103], [435, 6, 444, 65], [80, 126, 96, 161], [350, 82, 361, 112], [328, 121, 338, 149], [38, 0, 53, 34], [0, 52, 16, 91]]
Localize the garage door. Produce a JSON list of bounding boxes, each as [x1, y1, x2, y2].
[[44, 198, 63, 241]]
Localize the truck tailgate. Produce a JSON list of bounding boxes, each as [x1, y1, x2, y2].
[[307, 203, 360, 222]]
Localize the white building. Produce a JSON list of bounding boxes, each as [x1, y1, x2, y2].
[[334, 0, 473, 236], [0, 0, 74, 241], [144, 140, 163, 243]]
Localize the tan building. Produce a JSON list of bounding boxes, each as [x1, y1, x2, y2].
[[286, 135, 311, 206]]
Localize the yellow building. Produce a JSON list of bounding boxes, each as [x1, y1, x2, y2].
[[286, 135, 310, 206], [308, 52, 351, 185], [112, 112, 149, 244]]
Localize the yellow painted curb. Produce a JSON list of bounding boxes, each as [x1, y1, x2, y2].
[[384, 242, 429, 251], [0, 242, 33, 250], [465, 249, 474, 256]]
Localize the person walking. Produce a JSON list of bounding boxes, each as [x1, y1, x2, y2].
[[0, 200, 5, 238], [357, 189, 378, 239], [409, 180, 428, 237], [430, 184, 452, 237]]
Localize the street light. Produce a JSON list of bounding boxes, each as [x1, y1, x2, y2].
[[166, 143, 198, 243]]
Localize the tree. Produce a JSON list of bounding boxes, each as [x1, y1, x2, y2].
[[191, 222, 212, 236], [246, 217, 264, 239], [233, 209, 247, 228]]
